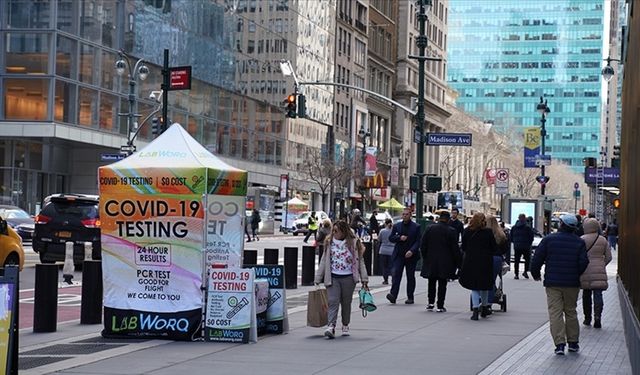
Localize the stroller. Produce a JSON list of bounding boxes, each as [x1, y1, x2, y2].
[[469, 268, 508, 313]]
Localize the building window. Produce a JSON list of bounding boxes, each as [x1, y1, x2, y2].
[[3, 78, 50, 121], [5, 33, 50, 75], [7, 0, 51, 28]]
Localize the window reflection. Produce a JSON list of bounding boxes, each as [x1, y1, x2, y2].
[[99, 92, 117, 131], [80, 43, 99, 85], [78, 86, 98, 126], [5, 33, 49, 74], [56, 36, 76, 78], [7, 0, 51, 28], [4, 78, 49, 121], [57, 0, 77, 33], [54, 80, 76, 123]]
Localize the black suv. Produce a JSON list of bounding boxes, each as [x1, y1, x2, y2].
[[33, 194, 100, 266]]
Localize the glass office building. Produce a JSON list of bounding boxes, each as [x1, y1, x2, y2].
[[447, 0, 606, 172], [0, 0, 334, 213]]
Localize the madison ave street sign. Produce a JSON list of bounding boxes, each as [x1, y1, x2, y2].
[[425, 133, 472, 146]]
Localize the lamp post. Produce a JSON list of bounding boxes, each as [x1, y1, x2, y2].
[[115, 50, 149, 155], [359, 124, 371, 212], [535, 97, 550, 195]]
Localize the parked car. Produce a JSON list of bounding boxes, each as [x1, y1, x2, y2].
[[0, 217, 24, 270], [291, 211, 328, 235], [0, 205, 35, 241], [32, 194, 101, 268]]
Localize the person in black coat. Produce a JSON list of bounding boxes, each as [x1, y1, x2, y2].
[[420, 211, 461, 312], [509, 213, 534, 279], [459, 212, 497, 320], [250, 209, 261, 241], [387, 208, 421, 304], [369, 209, 380, 236]]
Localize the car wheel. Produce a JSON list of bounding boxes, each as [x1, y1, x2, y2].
[[39, 252, 55, 264], [3, 253, 19, 267]]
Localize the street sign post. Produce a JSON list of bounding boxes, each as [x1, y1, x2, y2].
[[424, 132, 472, 146], [535, 154, 551, 166], [495, 168, 509, 195], [101, 153, 126, 162]]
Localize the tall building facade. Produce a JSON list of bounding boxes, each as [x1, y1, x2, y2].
[[447, 0, 607, 172], [0, 0, 335, 213]]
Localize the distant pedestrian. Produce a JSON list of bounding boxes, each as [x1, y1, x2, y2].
[[580, 218, 612, 329], [369, 209, 380, 237], [303, 211, 318, 243], [487, 215, 509, 312], [420, 210, 460, 312], [530, 214, 589, 355], [245, 216, 252, 242], [509, 213, 534, 279], [250, 209, 261, 241], [449, 208, 464, 242], [605, 219, 618, 251], [349, 209, 367, 238], [387, 208, 421, 304], [378, 218, 394, 285], [574, 214, 584, 236], [459, 213, 497, 320], [315, 220, 368, 338], [316, 219, 332, 253]]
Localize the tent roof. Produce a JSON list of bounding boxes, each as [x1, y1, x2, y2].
[[286, 197, 308, 206], [106, 123, 244, 171]]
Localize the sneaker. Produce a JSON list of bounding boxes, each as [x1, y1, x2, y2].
[[386, 293, 396, 304], [568, 342, 580, 352], [514, 275, 519, 280], [404, 299, 415, 304], [437, 307, 447, 313], [426, 304, 435, 311], [523, 272, 529, 279], [341, 326, 350, 336], [382, 280, 389, 285], [554, 344, 565, 355], [324, 325, 335, 339]]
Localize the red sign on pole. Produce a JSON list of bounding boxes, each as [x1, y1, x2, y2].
[[168, 66, 192, 91]]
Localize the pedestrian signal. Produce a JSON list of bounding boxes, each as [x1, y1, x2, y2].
[[285, 94, 297, 118], [613, 198, 620, 209]]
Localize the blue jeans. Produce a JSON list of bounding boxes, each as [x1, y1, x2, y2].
[[390, 256, 418, 300], [487, 256, 503, 304], [607, 235, 617, 250], [471, 290, 490, 308], [379, 254, 392, 281]]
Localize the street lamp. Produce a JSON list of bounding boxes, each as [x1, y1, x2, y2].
[[115, 50, 150, 154], [535, 97, 550, 195], [358, 124, 371, 212], [601, 56, 621, 82]]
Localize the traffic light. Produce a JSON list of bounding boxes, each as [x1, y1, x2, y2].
[[583, 157, 597, 167], [151, 117, 160, 136], [613, 198, 620, 209], [285, 94, 297, 118], [297, 94, 306, 118]]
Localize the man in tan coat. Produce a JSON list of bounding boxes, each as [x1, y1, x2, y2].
[[580, 218, 612, 328]]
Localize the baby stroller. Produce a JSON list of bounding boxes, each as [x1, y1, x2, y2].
[[469, 268, 507, 313]]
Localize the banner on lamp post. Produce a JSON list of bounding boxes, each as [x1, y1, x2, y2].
[[364, 147, 377, 177], [390, 157, 399, 186], [524, 127, 541, 168], [485, 168, 496, 185]]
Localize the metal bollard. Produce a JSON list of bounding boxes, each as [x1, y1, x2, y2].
[[62, 241, 74, 285], [243, 249, 258, 267], [301, 246, 315, 286], [372, 239, 382, 276], [84, 241, 93, 260], [263, 248, 279, 265], [284, 247, 298, 289], [363, 241, 373, 276], [81, 260, 103, 324], [33, 264, 58, 332]]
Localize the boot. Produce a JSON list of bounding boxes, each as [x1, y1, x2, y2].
[[594, 303, 603, 328], [471, 308, 479, 321], [583, 315, 592, 326], [480, 305, 490, 318]]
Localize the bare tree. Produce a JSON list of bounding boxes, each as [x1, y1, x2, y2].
[[296, 148, 350, 211]]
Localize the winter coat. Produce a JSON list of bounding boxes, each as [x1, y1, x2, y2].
[[419, 222, 461, 279], [459, 228, 496, 291], [530, 230, 589, 288], [378, 227, 395, 256], [369, 215, 380, 235], [580, 218, 612, 290], [389, 220, 421, 261], [509, 220, 534, 249], [250, 211, 261, 229], [315, 237, 368, 287], [449, 219, 464, 240]]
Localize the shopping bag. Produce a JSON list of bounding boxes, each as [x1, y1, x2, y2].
[[307, 288, 328, 327], [358, 287, 377, 317]]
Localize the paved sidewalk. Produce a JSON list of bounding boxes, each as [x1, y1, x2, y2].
[[19, 254, 631, 374]]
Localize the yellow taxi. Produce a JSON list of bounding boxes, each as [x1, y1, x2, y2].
[[0, 217, 24, 271]]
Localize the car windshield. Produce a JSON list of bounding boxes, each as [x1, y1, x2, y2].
[[297, 213, 309, 220], [0, 208, 30, 219]]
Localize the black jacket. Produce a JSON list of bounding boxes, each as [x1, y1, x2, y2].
[[509, 220, 534, 249], [389, 220, 421, 261], [449, 219, 464, 239], [530, 230, 589, 287], [459, 228, 496, 291], [420, 222, 461, 279]]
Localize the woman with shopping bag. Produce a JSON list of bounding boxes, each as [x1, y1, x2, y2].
[[315, 220, 369, 338]]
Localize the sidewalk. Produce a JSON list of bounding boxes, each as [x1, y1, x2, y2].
[[19, 254, 631, 374]]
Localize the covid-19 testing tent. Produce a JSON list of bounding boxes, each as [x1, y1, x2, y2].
[[98, 123, 248, 340]]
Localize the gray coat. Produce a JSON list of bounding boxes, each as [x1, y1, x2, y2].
[[580, 218, 612, 290]]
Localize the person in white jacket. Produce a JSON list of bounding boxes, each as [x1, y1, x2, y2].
[[580, 218, 612, 329]]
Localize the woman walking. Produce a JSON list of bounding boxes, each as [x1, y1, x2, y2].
[[459, 212, 497, 320], [250, 209, 261, 241], [580, 217, 612, 328], [487, 215, 509, 313], [315, 220, 369, 338], [377, 218, 394, 285]]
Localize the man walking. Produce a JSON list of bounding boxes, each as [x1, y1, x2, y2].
[[449, 208, 464, 241], [605, 219, 618, 251], [303, 211, 318, 243], [510, 213, 534, 279], [387, 208, 421, 304], [420, 211, 461, 312], [531, 214, 589, 355]]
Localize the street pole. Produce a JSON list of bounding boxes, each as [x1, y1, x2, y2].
[[115, 51, 149, 155], [161, 49, 169, 132], [540, 113, 546, 196], [536, 97, 550, 195]]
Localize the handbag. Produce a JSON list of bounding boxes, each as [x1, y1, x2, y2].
[[307, 288, 328, 327], [358, 287, 377, 317]]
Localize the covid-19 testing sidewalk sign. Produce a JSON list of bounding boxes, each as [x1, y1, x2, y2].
[[98, 124, 247, 340], [251, 265, 289, 334]]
